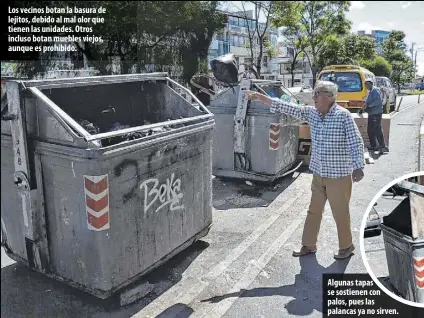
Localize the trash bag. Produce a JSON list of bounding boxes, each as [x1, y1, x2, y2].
[[78, 119, 100, 135], [210, 53, 239, 85]]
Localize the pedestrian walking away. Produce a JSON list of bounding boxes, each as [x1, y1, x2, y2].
[[245, 81, 365, 260], [361, 79, 389, 155]]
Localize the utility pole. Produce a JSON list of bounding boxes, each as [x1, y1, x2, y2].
[[411, 42, 416, 60], [417, 47, 424, 78]]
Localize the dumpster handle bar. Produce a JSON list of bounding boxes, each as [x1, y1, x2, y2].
[[166, 77, 213, 115], [24, 77, 171, 90], [20, 72, 170, 88]]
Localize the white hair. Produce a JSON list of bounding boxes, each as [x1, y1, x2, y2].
[[314, 80, 338, 98]]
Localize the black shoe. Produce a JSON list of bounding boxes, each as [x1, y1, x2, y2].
[[380, 147, 389, 154]]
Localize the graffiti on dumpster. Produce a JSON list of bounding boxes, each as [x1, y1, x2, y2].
[[139, 172, 184, 216], [113, 159, 140, 204]]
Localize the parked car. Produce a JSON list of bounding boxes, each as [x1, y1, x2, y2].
[[375, 76, 397, 112], [364, 203, 381, 238], [416, 82, 424, 91]]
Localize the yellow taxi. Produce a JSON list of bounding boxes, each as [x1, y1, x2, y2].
[[317, 65, 376, 112]]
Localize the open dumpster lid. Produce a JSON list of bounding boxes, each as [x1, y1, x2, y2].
[[384, 180, 424, 240], [5, 73, 214, 148]]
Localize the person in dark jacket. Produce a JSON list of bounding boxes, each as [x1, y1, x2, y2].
[[361, 79, 389, 154]]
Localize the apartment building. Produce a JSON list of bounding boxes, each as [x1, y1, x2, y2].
[[358, 30, 391, 55], [207, 10, 280, 80], [276, 43, 314, 88]]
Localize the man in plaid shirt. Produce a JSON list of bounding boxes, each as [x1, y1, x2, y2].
[[246, 81, 364, 259]]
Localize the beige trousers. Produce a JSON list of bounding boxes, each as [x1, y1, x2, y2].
[[302, 174, 353, 250]]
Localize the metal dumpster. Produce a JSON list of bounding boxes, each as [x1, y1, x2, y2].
[[381, 180, 424, 304], [1, 73, 214, 299], [208, 79, 301, 183]]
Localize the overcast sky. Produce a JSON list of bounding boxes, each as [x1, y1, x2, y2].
[[221, 1, 424, 76], [348, 1, 423, 76]]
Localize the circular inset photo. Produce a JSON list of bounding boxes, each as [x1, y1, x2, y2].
[[360, 171, 424, 308]]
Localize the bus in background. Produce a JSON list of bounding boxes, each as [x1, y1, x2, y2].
[[317, 65, 375, 112]]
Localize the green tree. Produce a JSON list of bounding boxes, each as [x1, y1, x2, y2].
[[358, 56, 392, 77], [237, 1, 277, 78], [272, 1, 351, 86], [317, 34, 376, 68], [280, 30, 309, 87], [382, 30, 415, 92]]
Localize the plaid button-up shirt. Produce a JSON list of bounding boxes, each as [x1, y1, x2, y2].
[[271, 98, 364, 178]]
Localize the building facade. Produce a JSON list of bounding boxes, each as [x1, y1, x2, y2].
[[276, 43, 314, 88], [357, 29, 391, 55], [207, 10, 280, 80]]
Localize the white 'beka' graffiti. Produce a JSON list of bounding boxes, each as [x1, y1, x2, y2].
[[139, 172, 184, 215]]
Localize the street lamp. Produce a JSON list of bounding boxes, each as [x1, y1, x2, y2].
[[415, 46, 424, 77]]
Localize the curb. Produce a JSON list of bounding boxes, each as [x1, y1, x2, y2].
[[419, 117, 424, 172]]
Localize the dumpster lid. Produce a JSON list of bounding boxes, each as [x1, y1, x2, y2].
[[383, 180, 424, 240], [395, 180, 424, 195], [8, 73, 213, 146]]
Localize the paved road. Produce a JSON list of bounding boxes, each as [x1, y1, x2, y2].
[[2, 99, 424, 318]]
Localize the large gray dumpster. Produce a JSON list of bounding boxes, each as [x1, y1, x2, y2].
[[381, 180, 424, 304], [208, 79, 301, 183], [1, 73, 214, 299]]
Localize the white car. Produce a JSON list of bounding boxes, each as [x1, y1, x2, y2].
[[375, 76, 397, 112]]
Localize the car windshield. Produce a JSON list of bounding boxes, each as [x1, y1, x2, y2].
[[319, 72, 363, 92]]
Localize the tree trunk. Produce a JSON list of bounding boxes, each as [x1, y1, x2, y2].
[[256, 51, 262, 78], [312, 68, 318, 87], [303, 51, 315, 88], [310, 46, 318, 88], [291, 69, 295, 87]]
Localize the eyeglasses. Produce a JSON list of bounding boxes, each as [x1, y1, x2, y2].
[[312, 91, 333, 98]]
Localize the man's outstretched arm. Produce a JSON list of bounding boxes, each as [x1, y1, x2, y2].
[[246, 91, 313, 123]]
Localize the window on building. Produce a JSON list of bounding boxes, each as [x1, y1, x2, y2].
[[229, 16, 237, 26], [287, 48, 294, 57], [240, 36, 245, 46], [263, 56, 268, 66], [234, 36, 240, 47]]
